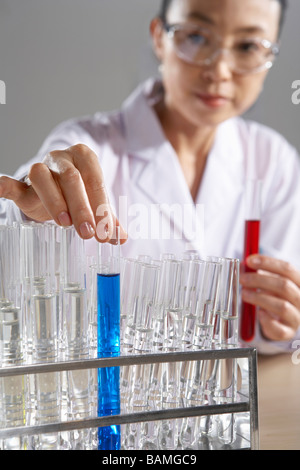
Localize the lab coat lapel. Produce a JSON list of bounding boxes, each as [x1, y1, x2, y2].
[[196, 118, 245, 216]]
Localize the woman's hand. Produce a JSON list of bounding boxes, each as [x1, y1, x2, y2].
[[0, 143, 127, 244], [240, 255, 300, 342]]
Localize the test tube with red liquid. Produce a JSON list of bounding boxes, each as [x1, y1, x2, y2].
[[240, 180, 262, 342]]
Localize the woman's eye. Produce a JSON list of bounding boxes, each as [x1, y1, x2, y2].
[[237, 41, 260, 53], [186, 33, 206, 45]]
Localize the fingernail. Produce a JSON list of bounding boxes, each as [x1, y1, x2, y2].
[[58, 211, 72, 227], [80, 222, 95, 239], [248, 255, 261, 266]]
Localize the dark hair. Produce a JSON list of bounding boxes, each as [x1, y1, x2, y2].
[[159, 0, 288, 35]]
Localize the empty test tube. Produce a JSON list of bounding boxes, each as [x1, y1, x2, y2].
[[182, 259, 207, 348], [0, 225, 26, 450], [31, 223, 58, 361], [208, 258, 240, 446], [121, 258, 143, 353], [60, 227, 94, 449], [0, 225, 22, 363], [0, 227, 25, 449], [20, 222, 58, 361], [61, 226, 88, 358], [133, 262, 159, 353], [153, 258, 183, 351], [21, 223, 61, 450]]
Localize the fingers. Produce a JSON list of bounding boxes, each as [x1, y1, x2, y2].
[[28, 163, 73, 227], [67, 144, 127, 243], [241, 287, 300, 333], [258, 310, 297, 342], [40, 147, 97, 238], [66, 144, 114, 242], [240, 269, 300, 311], [0, 146, 128, 245], [240, 254, 300, 341], [246, 255, 300, 287], [29, 144, 127, 243]]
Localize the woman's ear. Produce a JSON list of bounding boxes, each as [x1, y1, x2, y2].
[[150, 17, 165, 62]]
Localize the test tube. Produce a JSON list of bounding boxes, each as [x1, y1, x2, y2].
[[180, 257, 207, 428], [0, 225, 26, 450], [217, 258, 240, 348], [129, 263, 159, 414], [207, 258, 240, 446], [182, 259, 221, 445], [32, 223, 58, 361], [157, 260, 185, 450], [182, 260, 208, 350], [0, 369, 25, 450], [153, 258, 183, 352], [20, 222, 34, 359], [0, 224, 21, 309], [121, 258, 143, 353], [0, 225, 22, 363], [87, 261, 98, 355], [240, 180, 262, 342], [25, 223, 61, 450], [20, 222, 58, 361], [52, 224, 63, 360], [133, 263, 159, 353], [61, 226, 88, 358], [194, 258, 222, 346], [60, 226, 94, 449], [97, 230, 121, 451]]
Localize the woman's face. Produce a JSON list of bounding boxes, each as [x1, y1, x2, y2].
[[151, 0, 281, 129]]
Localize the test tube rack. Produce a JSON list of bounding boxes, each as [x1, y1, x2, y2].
[[0, 346, 259, 450]]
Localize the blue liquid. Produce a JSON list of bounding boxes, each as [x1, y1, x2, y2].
[[97, 273, 121, 450]]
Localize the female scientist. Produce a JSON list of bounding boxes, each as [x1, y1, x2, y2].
[[0, 0, 300, 354]]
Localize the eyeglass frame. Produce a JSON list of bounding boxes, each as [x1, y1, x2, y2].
[[162, 21, 280, 75]]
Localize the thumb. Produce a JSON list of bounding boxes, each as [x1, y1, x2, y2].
[[0, 175, 50, 222], [0, 175, 30, 203]]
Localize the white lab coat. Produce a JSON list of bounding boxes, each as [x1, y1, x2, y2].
[[2, 78, 300, 353]]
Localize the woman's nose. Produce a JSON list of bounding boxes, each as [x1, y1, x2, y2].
[[202, 49, 233, 82]]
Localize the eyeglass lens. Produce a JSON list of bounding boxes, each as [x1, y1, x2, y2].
[[167, 24, 278, 73]]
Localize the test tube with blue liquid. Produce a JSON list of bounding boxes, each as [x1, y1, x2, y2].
[[97, 228, 121, 450]]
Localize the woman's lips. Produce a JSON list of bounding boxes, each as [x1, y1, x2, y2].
[[195, 93, 232, 108]]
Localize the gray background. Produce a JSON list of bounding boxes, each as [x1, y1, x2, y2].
[[0, 0, 299, 176]]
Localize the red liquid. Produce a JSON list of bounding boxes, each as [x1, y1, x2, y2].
[[240, 220, 260, 342]]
